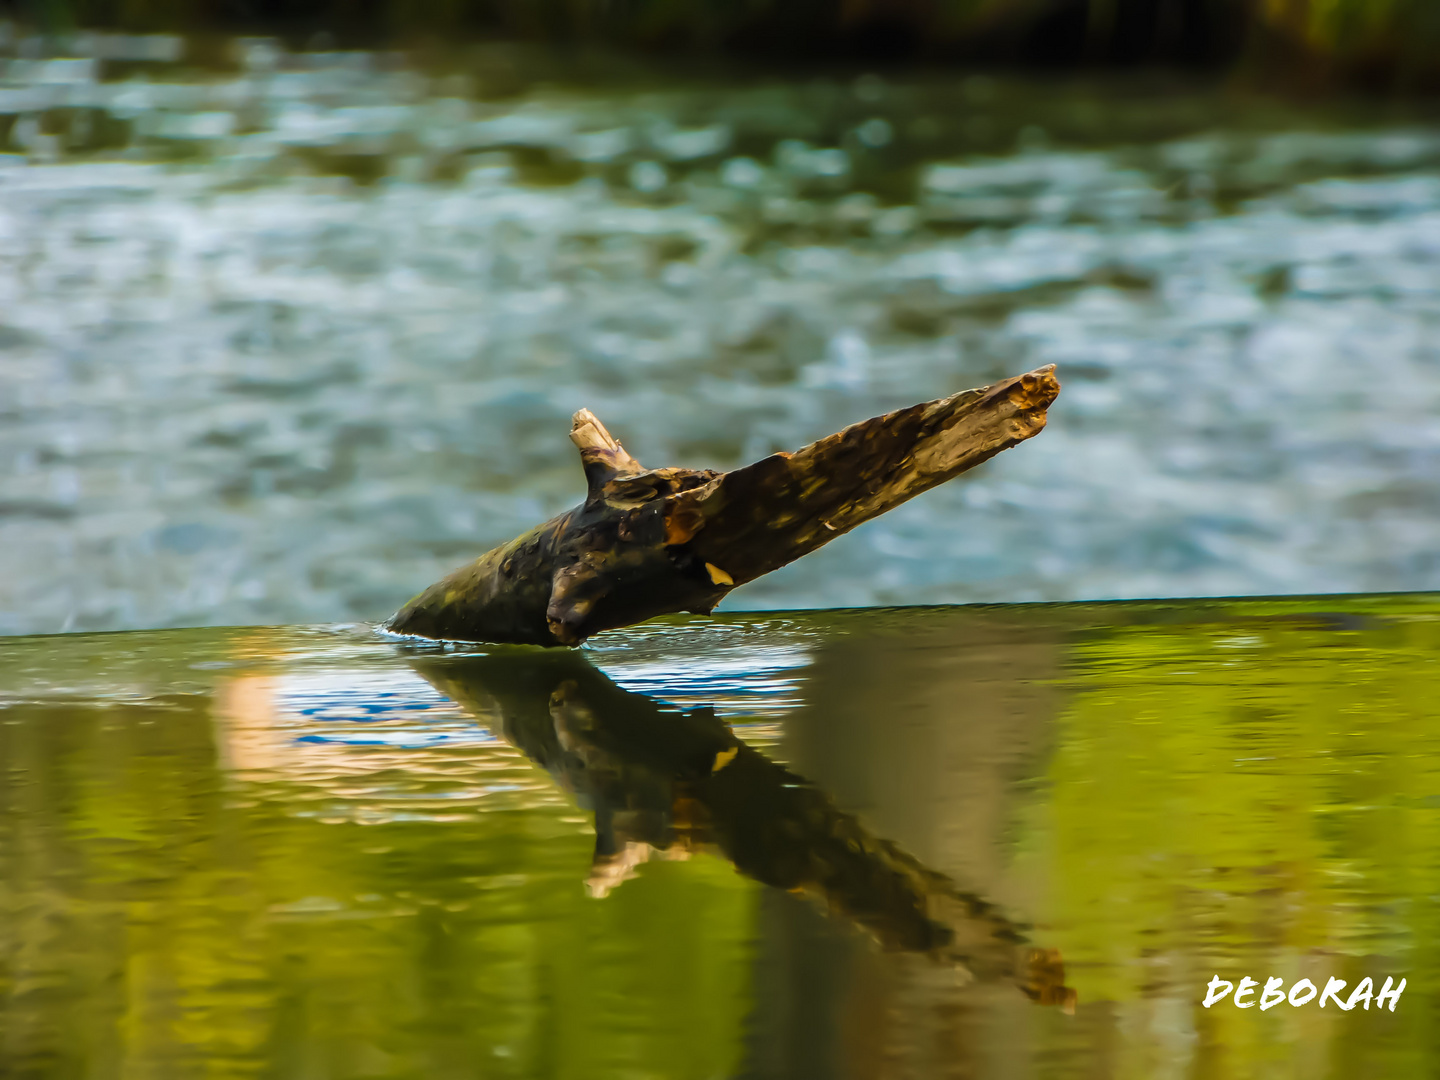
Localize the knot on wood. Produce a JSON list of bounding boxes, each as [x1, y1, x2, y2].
[[1003, 364, 1060, 411]]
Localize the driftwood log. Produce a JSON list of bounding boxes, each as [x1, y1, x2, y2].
[[389, 365, 1059, 645]]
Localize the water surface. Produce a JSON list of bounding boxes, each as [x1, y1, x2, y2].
[[2, 594, 1438, 1076]]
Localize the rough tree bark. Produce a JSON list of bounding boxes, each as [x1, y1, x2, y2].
[[388, 365, 1059, 645]]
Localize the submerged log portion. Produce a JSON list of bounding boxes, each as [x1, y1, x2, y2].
[[388, 365, 1059, 645]]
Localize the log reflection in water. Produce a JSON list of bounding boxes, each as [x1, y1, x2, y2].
[[413, 651, 1074, 1009]]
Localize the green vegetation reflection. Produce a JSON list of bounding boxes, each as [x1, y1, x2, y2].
[[0, 689, 754, 1079], [3, 595, 1440, 1078], [1019, 596, 1440, 1078]]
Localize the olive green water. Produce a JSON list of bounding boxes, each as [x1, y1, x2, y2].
[[2, 594, 1439, 1078]]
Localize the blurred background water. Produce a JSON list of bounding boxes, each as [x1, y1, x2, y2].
[[2, 25, 1440, 634]]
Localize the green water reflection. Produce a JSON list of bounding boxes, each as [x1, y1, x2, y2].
[[1, 594, 1438, 1077]]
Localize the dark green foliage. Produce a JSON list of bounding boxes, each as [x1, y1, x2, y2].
[[13, 0, 1440, 88]]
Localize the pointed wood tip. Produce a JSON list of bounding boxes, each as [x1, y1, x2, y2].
[[570, 408, 644, 490], [984, 364, 1060, 412], [570, 409, 621, 452]]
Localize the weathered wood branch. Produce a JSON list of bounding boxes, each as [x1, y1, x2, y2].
[[388, 365, 1059, 645]]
